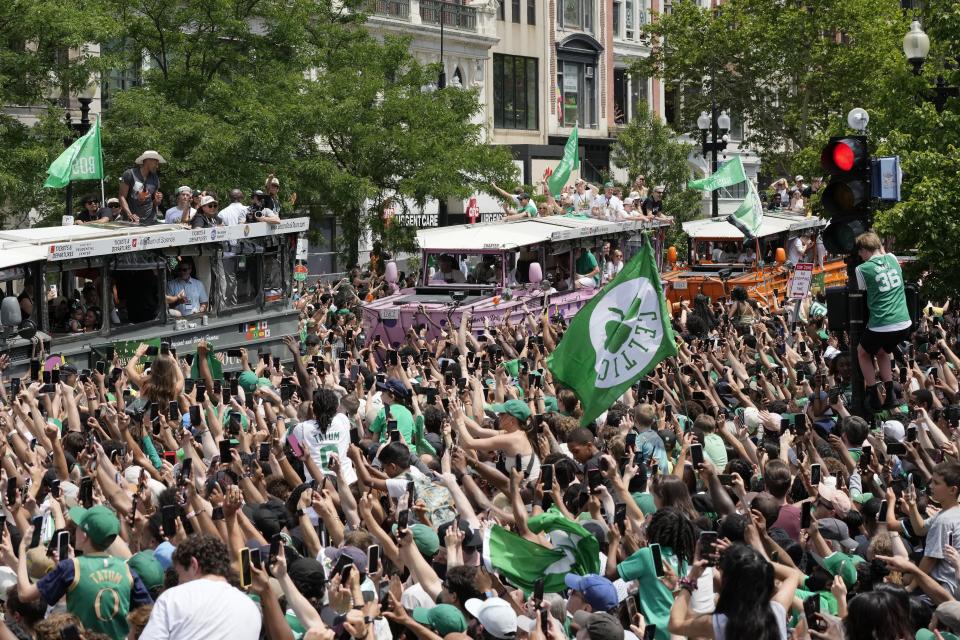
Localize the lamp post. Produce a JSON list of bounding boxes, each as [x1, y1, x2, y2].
[[438, 0, 447, 89], [696, 104, 730, 218], [902, 20, 959, 113], [63, 84, 96, 219]]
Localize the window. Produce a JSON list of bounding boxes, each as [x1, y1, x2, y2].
[[512, 0, 520, 22], [630, 73, 648, 119], [557, 0, 591, 31], [493, 54, 538, 130], [727, 112, 744, 141], [497, 0, 504, 20], [101, 40, 142, 111], [614, 69, 627, 124], [527, 0, 535, 24], [613, 1, 621, 37], [625, 0, 634, 39], [222, 254, 262, 309], [557, 61, 596, 128]]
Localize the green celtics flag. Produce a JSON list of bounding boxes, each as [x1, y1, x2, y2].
[[483, 507, 600, 593], [548, 235, 676, 426], [44, 117, 104, 188], [687, 155, 746, 192], [726, 178, 764, 239], [547, 126, 579, 196]]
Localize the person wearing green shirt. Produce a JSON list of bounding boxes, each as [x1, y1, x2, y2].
[[368, 378, 435, 455], [575, 247, 600, 289], [504, 192, 539, 221], [854, 231, 912, 410]]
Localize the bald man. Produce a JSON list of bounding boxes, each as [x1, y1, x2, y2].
[[218, 189, 248, 226]]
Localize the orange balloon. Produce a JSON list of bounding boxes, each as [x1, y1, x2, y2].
[[667, 246, 678, 264], [775, 248, 786, 264]]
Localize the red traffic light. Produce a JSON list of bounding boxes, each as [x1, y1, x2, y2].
[[821, 137, 868, 175]]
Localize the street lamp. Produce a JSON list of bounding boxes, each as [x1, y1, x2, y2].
[[63, 81, 97, 219], [901, 20, 958, 113], [697, 105, 730, 218]]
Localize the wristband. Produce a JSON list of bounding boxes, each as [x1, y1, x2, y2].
[[186, 510, 197, 519], [678, 577, 697, 593]]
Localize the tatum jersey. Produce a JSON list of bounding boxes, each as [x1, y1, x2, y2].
[[856, 253, 911, 332]]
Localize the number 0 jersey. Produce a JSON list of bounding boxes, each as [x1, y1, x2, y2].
[[856, 253, 911, 332]]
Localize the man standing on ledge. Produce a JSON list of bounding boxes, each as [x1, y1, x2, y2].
[[118, 150, 165, 225], [855, 231, 911, 410]]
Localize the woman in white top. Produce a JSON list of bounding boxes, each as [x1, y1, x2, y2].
[[603, 249, 624, 283], [788, 189, 806, 214], [668, 542, 801, 640]]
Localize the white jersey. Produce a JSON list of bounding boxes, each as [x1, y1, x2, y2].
[[291, 413, 357, 485]]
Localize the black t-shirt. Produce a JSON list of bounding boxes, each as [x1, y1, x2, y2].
[[191, 213, 222, 229], [77, 206, 113, 223], [641, 196, 662, 215], [120, 168, 159, 222]]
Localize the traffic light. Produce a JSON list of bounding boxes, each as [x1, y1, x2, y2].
[[819, 136, 872, 254]]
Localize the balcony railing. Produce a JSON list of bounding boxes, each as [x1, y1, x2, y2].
[[367, 0, 411, 19], [420, 0, 477, 31]]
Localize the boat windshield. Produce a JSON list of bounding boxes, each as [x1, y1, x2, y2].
[[424, 252, 504, 287]]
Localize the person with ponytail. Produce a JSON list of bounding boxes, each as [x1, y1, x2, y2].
[[290, 387, 357, 485], [668, 543, 802, 640]]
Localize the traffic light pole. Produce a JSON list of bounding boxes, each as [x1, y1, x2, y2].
[[847, 258, 867, 419]]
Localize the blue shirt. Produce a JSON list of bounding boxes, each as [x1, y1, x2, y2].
[[166, 276, 208, 315], [635, 428, 670, 471]]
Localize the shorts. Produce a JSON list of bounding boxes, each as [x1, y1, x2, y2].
[[859, 327, 911, 355]]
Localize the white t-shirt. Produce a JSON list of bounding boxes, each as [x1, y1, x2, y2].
[[139, 578, 261, 640], [219, 202, 248, 226], [292, 413, 357, 485], [788, 237, 806, 264], [164, 206, 195, 224], [604, 260, 624, 282]]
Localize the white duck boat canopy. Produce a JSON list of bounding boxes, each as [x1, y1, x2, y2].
[[681, 211, 826, 242], [415, 215, 669, 252]]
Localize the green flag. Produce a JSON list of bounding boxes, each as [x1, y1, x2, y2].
[[687, 155, 746, 192], [44, 116, 103, 188], [548, 236, 676, 426], [482, 507, 600, 593], [726, 178, 764, 239], [547, 126, 579, 196]]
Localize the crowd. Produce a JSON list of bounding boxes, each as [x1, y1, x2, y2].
[[73, 150, 285, 228], [2, 224, 960, 640]]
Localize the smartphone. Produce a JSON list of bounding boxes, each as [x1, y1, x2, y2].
[[690, 443, 704, 468], [334, 553, 354, 583], [212, 506, 225, 521], [665, 404, 673, 420], [643, 626, 657, 640], [251, 548, 263, 571], [801, 502, 813, 529], [587, 467, 602, 491], [879, 500, 889, 520], [949, 531, 955, 548], [161, 505, 178, 538], [650, 543, 665, 577], [190, 405, 202, 426], [780, 417, 792, 433], [514, 454, 523, 473], [181, 458, 193, 483], [79, 477, 94, 509], [397, 509, 409, 531], [389, 429, 401, 443], [810, 463, 822, 486], [887, 442, 907, 456], [533, 577, 545, 603], [6, 477, 16, 506], [239, 547, 252, 588], [610, 503, 626, 535], [259, 442, 271, 462], [287, 432, 303, 458], [794, 413, 808, 436], [196, 383, 206, 403], [654, 388, 664, 403], [699, 531, 718, 565], [625, 432, 637, 451], [29, 516, 42, 548], [860, 445, 873, 471], [222, 383, 232, 404], [51, 369, 60, 384], [900, 367, 909, 384], [270, 533, 283, 562], [49, 478, 61, 498], [387, 350, 399, 366], [907, 426, 918, 442], [219, 440, 233, 463], [60, 625, 81, 640], [367, 544, 381, 574], [718, 474, 733, 486], [227, 349, 244, 358], [541, 464, 554, 492], [56, 529, 70, 559], [229, 412, 242, 435], [804, 595, 821, 632], [145, 345, 159, 357]]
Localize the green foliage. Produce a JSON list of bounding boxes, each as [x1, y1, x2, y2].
[[610, 106, 700, 246]]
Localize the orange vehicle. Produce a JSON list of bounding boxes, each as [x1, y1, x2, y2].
[[662, 211, 848, 305]]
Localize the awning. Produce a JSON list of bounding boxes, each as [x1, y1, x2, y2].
[[682, 212, 826, 241]]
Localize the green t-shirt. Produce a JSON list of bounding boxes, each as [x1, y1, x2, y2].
[[520, 202, 538, 217], [369, 404, 435, 455], [575, 251, 600, 285], [66, 554, 134, 640], [856, 253, 910, 331], [618, 546, 683, 640], [703, 433, 727, 471]]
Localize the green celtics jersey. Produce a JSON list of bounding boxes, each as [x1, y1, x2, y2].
[[520, 202, 538, 217], [67, 554, 133, 640], [856, 253, 911, 331]]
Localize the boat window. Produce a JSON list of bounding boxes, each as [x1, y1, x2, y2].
[[0, 266, 37, 329], [163, 257, 210, 318], [545, 251, 573, 292], [221, 253, 262, 309], [425, 253, 503, 286], [45, 263, 105, 336]]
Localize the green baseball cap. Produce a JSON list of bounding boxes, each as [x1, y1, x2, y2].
[[489, 399, 532, 422], [917, 631, 959, 640], [128, 550, 165, 590], [238, 370, 272, 393], [412, 604, 468, 635], [544, 396, 559, 413], [68, 505, 120, 549]]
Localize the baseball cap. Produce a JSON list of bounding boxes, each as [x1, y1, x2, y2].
[[106, 197, 120, 205], [817, 518, 857, 553], [410, 524, 440, 557], [488, 399, 532, 422], [571, 611, 623, 640], [818, 484, 852, 517], [795, 175, 804, 181], [199, 195, 218, 207], [128, 550, 165, 591], [437, 519, 483, 550], [934, 601, 960, 633], [564, 574, 618, 612], [376, 378, 411, 399], [412, 604, 468, 635], [464, 597, 517, 639], [324, 546, 368, 574], [653, 185, 665, 193], [288, 557, 327, 599], [176, 185, 192, 195], [68, 505, 120, 549], [518, 192, 531, 201]]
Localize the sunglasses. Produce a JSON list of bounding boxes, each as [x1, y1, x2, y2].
[[108, 203, 120, 208], [204, 204, 218, 209]]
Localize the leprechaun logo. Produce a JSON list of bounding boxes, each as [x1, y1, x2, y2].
[[587, 277, 664, 389]]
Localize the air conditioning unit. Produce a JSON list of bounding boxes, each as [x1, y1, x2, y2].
[[585, 66, 594, 78]]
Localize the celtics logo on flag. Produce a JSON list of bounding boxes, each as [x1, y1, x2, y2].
[[548, 235, 676, 426]]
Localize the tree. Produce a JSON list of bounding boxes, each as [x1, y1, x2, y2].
[[633, 0, 908, 177], [0, 0, 116, 225], [98, 0, 517, 266], [610, 106, 700, 245]]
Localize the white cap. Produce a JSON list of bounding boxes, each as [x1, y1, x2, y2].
[[199, 195, 218, 207], [795, 175, 804, 181], [135, 150, 167, 165], [176, 185, 192, 195], [882, 420, 905, 443], [654, 185, 665, 193], [623, 197, 634, 205], [465, 598, 517, 639]]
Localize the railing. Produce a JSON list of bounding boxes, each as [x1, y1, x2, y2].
[[420, 0, 477, 31], [367, 0, 411, 19]]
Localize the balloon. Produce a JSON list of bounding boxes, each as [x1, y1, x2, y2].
[[529, 262, 543, 284], [385, 261, 398, 284], [775, 248, 786, 264], [667, 246, 678, 264]]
